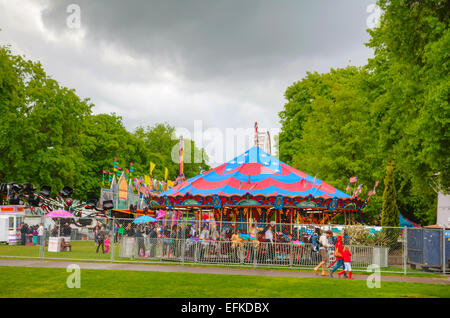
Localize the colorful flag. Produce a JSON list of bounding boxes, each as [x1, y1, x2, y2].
[[349, 176, 357, 183], [150, 162, 156, 176], [179, 138, 184, 176], [374, 180, 379, 188], [144, 175, 151, 186], [164, 167, 168, 181], [345, 184, 350, 192], [313, 174, 317, 183]]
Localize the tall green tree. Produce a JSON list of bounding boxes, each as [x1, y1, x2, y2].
[[277, 1, 448, 225], [381, 159, 400, 227], [366, 0, 450, 192]]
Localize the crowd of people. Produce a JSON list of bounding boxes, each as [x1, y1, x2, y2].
[[102, 220, 351, 268], [312, 228, 353, 279], [19, 223, 44, 245], [16, 219, 353, 278]]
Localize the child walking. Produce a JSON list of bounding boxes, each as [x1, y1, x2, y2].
[[338, 246, 353, 279], [104, 235, 111, 254]]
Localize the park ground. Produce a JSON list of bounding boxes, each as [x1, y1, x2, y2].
[[0, 263, 449, 298], [0, 242, 449, 298]]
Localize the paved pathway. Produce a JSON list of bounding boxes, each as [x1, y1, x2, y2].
[[0, 259, 448, 285]]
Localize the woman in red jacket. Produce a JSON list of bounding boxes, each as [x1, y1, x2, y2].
[[330, 235, 346, 278]]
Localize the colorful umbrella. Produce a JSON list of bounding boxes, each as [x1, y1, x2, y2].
[[46, 209, 74, 218], [156, 210, 165, 219], [133, 215, 156, 223]]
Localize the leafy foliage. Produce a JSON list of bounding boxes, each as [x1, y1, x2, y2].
[[277, 1, 449, 225], [344, 227, 389, 247], [381, 160, 400, 227], [0, 45, 209, 200]]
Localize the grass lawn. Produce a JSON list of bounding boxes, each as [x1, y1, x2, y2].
[[0, 242, 446, 278], [0, 266, 449, 298]]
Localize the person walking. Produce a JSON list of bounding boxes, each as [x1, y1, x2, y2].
[[149, 226, 157, 257], [37, 223, 44, 245], [313, 230, 332, 276], [96, 227, 105, 253], [20, 223, 28, 245], [114, 223, 119, 242], [310, 228, 320, 262], [134, 228, 146, 257], [338, 246, 353, 279], [330, 235, 345, 278], [264, 225, 274, 262], [117, 224, 125, 240], [126, 223, 134, 237]]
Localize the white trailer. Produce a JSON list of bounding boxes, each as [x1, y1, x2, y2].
[[0, 206, 27, 244]]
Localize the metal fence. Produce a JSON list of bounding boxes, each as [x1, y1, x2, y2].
[[1, 216, 448, 275]]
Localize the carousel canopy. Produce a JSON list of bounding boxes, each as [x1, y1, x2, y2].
[[161, 146, 349, 199]]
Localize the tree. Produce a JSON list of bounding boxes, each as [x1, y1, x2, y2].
[[0, 43, 210, 201], [381, 159, 400, 227], [277, 1, 449, 224], [366, 0, 450, 192]]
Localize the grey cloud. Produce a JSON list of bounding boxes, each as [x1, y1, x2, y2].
[[0, 0, 375, 164], [41, 0, 374, 80]]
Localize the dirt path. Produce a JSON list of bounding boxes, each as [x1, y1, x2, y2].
[[0, 259, 448, 285]]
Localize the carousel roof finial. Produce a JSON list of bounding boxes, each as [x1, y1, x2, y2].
[[254, 121, 258, 147]]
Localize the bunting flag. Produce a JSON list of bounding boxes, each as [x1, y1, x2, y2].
[[353, 184, 363, 197], [129, 162, 134, 178], [150, 162, 156, 176], [349, 176, 358, 183], [134, 178, 141, 190], [179, 138, 184, 176], [369, 181, 379, 197], [144, 175, 151, 186]]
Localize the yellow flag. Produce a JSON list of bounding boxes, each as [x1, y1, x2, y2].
[[168, 180, 174, 188], [150, 162, 156, 176], [144, 175, 151, 186], [164, 167, 168, 181]]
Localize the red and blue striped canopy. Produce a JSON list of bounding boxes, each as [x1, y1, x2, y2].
[[161, 146, 349, 199]]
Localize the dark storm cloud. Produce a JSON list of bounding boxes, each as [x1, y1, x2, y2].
[[0, 0, 375, 164], [41, 0, 374, 80]]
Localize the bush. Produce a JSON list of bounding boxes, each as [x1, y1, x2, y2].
[[344, 227, 389, 246]]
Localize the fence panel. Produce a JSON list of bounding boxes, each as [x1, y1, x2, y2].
[[5, 215, 448, 275]]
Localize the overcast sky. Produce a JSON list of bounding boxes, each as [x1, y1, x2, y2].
[[0, 0, 376, 166]]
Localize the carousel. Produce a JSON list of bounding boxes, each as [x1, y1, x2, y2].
[[145, 146, 367, 232]]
